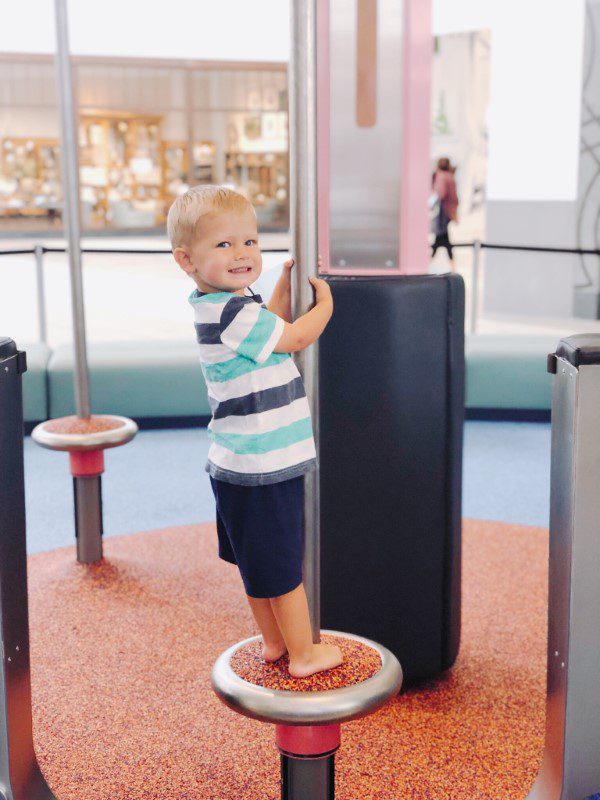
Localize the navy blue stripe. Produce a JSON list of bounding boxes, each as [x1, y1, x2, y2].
[[219, 295, 256, 334], [194, 322, 221, 344], [213, 376, 306, 419]]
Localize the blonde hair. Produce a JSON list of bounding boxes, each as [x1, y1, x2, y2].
[[167, 185, 255, 249]]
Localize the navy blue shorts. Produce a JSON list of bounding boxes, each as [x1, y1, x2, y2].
[[209, 475, 304, 599]]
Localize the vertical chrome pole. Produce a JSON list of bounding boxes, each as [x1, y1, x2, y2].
[[186, 68, 196, 187], [34, 245, 47, 344], [54, 0, 91, 418], [55, 0, 103, 563], [470, 239, 481, 334], [290, 0, 320, 641]]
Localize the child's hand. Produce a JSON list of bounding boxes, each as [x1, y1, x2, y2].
[[309, 276, 333, 307], [285, 254, 323, 272]]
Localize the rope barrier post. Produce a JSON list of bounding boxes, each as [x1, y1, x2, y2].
[[470, 238, 481, 334], [34, 244, 48, 344]]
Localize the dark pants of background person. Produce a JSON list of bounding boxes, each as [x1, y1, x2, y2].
[[431, 207, 453, 261], [431, 231, 453, 260]]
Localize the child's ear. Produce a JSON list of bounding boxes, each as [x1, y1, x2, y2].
[[173, 247, 194, 276]]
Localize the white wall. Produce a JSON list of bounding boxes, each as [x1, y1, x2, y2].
[[433, 0, 587, 319], [433, 0, 585, 203]]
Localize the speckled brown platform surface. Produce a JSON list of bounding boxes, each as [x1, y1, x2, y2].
[[43, 415, 125, 434], [230, 634, 381, 691], [28, 519, 548, 799]]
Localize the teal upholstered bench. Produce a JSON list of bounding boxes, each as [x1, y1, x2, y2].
[[22, 334, 559, 428], [17, 342, 52, 423], [47, 341, 211, 421], [465, 335, 556, 415]]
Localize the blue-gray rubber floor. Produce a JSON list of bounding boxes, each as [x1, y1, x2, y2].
[[23, 420, 551, 555]]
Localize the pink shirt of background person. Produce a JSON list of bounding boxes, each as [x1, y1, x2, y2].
[[432, 168, 459, 222]]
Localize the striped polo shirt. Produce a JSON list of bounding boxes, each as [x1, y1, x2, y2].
[[189, 286, 317, 485]]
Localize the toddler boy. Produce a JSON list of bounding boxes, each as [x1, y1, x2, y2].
[[169, 185, 343, 678]]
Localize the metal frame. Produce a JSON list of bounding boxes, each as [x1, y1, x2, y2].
[[527, 353, 600, 800], [0, 340, 57, 800]]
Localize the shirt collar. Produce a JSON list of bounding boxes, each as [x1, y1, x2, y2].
[[190, 287, 262, 303]]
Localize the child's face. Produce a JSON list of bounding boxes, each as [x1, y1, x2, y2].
[[178, 208, 262, 295]]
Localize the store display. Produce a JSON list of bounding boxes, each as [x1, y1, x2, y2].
[[0, 138, 62, 224], [225, 150, 289, 229], [79, 112, 164, 229], [0, 60, 290, 233], [161, 140, 216, 208]]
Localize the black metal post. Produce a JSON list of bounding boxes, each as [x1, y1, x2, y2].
[[280, 753, 336, 799], [0, 338, 57, 799]]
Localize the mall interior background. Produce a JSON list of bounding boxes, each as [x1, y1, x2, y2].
[[0, 0, 598, 345]]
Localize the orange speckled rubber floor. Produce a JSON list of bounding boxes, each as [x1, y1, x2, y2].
[[28, 519, 548, 799]]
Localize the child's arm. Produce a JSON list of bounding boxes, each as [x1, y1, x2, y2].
[[274, 276, 333, 353], [267, 259, 294, 322]]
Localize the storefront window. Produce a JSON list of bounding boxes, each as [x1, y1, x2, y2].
[[0, 57, 289, 235]]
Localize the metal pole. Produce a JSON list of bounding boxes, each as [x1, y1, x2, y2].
[[54, 0, 91, 418], [470, 239, 481, 334], [280, 754, 335, 799], [34, 245, 47, 344], [186, 68, 196, 187], [289, 0, 320, 641]]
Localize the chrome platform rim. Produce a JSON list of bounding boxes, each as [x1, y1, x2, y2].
[[211, 630, 403, 726], [31, 415, 138, 452]]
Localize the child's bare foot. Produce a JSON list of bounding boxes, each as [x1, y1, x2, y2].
[[288, 643, 343, 678], [262, 640, 287, 663]]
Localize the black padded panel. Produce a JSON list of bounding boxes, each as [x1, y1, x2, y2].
[[555, 334, 600, 368], [319, 274, 464, 683]]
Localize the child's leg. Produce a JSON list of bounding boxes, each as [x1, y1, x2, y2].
[[246, 595, 288, 662], [270, 583, 343, 678]]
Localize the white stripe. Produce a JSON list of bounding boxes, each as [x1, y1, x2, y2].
[[256, 315, 285, 364], [208, 437, 317, 475], [209, 396, 311, 435], [220, 302, 261, 350], [195, 342, 238, 365], [192, 301, 227, 323], [205, 357, 300, 401]]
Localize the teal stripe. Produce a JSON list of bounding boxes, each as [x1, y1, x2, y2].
[[239, 311, 277, 360], [205, 351, 289, 383], [212, 417, 313, 454], [188, 289, 234, 304]]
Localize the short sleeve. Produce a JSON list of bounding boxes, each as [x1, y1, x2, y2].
[[220, 295, 285, 364]]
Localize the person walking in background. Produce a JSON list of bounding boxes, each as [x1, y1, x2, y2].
[[430, 157, 459, 267]]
